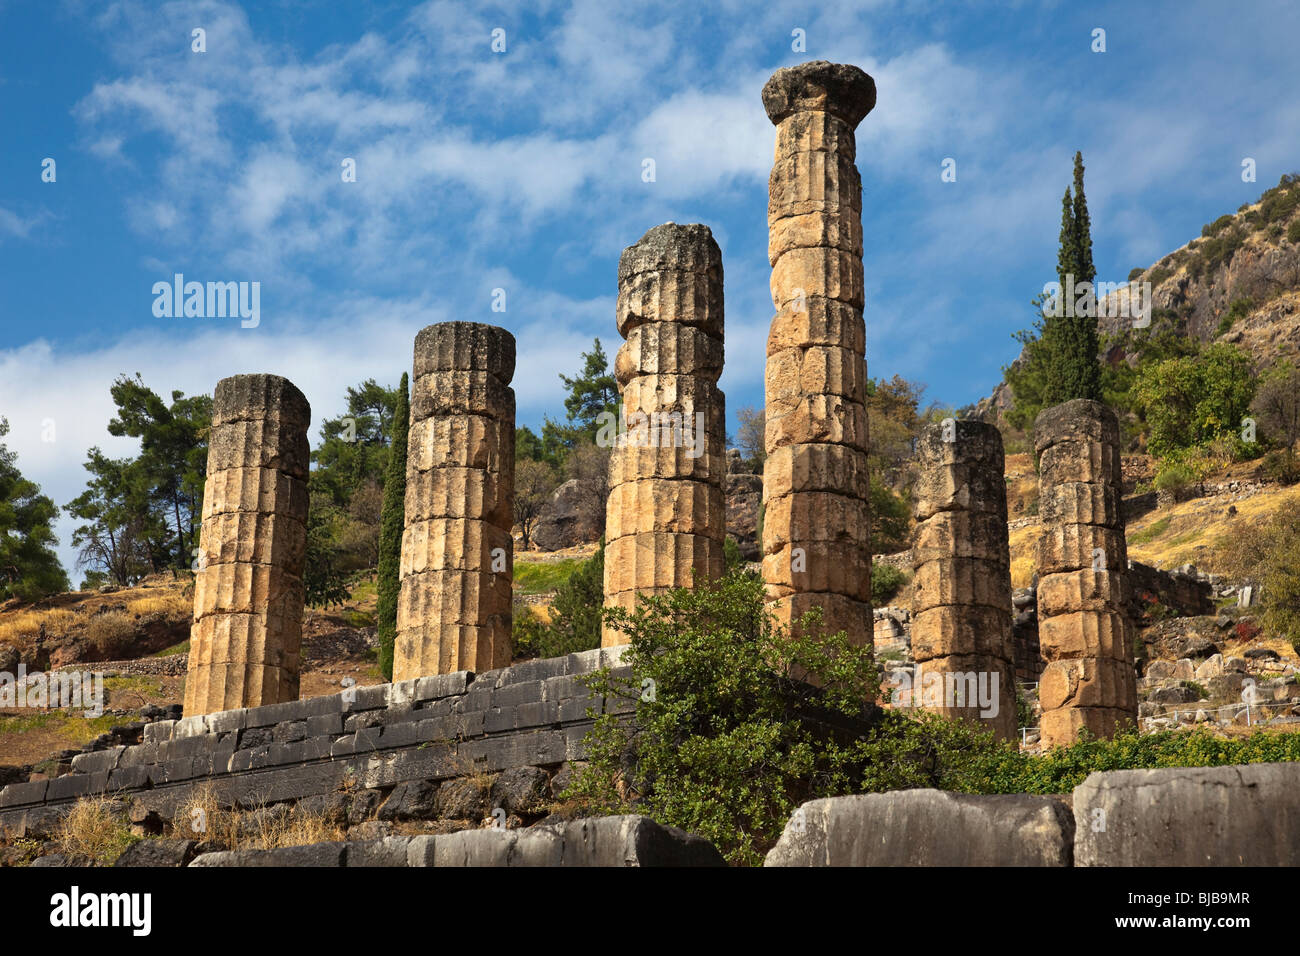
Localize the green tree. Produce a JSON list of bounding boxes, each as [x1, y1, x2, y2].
[[104, 375, 211, 570], [303, 501, 352, 608], [1007, 152, 1103, 422], [1134, 343, 1257, 457], [65, 448, 155, 587], [543, 539, 606, 653], [568, 570, 883, 865], [0, 418, 69, 600], [559, 339, 618, 443], [376, 373, 409, 679], [309, 379, 400, 509]]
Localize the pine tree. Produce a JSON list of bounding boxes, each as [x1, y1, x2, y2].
[[376, 372, 409, 680], [0, 418, 69, 600]]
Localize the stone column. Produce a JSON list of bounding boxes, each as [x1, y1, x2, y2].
[[603, 223, 727, 645], [761, 61, 876, 644], [395, 322, 515, 679], [1034, 399, 1138, 746], [185, 374, 310, 715], [910, 420, 1016, 740]]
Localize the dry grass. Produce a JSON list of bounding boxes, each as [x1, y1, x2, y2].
[[1128, 485, 1300, 571], [0, 608, 77, 658], [175, 784, 345, 851], [54, 795, 137, 865], [125, 591, 192, 620], [84, 610, 136, 657]]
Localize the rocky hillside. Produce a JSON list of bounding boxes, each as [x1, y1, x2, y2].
[[981, 175, 1300, 423]]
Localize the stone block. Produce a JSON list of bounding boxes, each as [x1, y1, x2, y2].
[[1072, 763, 1300, 866], [764, 791, 1072, 866]]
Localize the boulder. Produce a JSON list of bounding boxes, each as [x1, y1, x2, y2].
[[408, 815, 724, 867], [113, 838, 198, 867], [533, 479, 602, 551], [1074, 763, 1300, 865], [765, 790, 1073, 866], [489, 767, 550, 816]]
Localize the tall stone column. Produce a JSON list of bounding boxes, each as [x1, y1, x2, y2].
[[761, 61, 875, 644], [395, 322, 515, 679], [185, 374, 310, 715], [910, 420, 1016, 740], [1034, 399, 1138, 746], [603, 223, 727, 646]]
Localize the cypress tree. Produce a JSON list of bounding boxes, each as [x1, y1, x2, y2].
[[1042, 153, 1103, 406], [376, 372, 409, 680]]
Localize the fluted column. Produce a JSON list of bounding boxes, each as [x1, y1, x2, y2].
[[185, 374, 310, 714], [395, 322, 515, 678], [761, 61, 876, 645], [603, 223, 726, 645], [1035, 399, 1138, 745]]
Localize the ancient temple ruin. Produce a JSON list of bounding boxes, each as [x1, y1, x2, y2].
[[179, 59, 1141, 751], [603, 223, 727, 645]]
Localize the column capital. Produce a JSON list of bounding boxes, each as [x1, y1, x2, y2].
[[762, 60, 876, 127]]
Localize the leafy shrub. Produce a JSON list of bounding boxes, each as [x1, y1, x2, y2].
[[1217, 297, 1255, 335], [1235, 619, 1261, 642], [1289, 219, 1300, 244], [1202, 214, 1234, 238], [1127, 267, 1145, 282], [567, 570, 886, 865], [1153, 461, 1197, 495], [513, 542, 605, 660], [1148, 267, 1173, 287], [1221, 509, 1300, 654], [871, 563, 909, 605], [1262, 449, 1300, 485]]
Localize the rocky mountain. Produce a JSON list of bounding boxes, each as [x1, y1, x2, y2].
[[980, 175, 1300, 425]]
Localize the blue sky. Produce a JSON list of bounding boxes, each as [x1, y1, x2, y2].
[[2, 0, 1298, 580]]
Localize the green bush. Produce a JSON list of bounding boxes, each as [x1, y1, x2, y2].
[[567, 570, 885, 865], [1135, 342, 1257, 458], [1202, 214, 1234, 238], [1127, 267, 1145, 282], [1217, 297, 1255, 336], [1262, 449, 1300, 485], [1148, 267, 1173, 287], [1222, 508, 1300, 654], [871, 563, 909, 605], [1287, 218, 1300, 244], [512, 543, 605, 660]]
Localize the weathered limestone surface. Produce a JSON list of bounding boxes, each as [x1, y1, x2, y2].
[[186, 374, 310, 716], [1034, 399, 1138, 745], [765, 791, 1074, 866], [1073, 763, 1300, 866], [603, 224, 726, 646], [909, 421, 1016, 740], [762, 61, 876, 647], [396, 322, 515, 679]]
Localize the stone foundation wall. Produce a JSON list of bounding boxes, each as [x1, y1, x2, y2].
[[0, 649, 632, 839]]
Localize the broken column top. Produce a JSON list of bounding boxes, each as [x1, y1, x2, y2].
[[413, 321, 516, 383], [618, 222, 722, 281], [213, 374, 310, 426], [1034, 399, 1120, 453], [762, 60, 877, 126], [916, 419, 1005, 468]]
